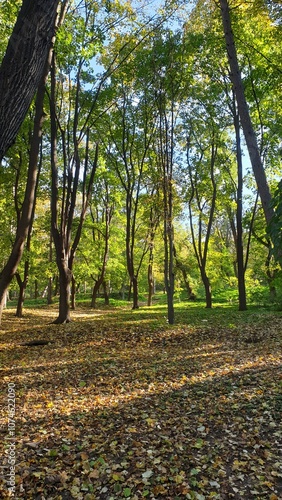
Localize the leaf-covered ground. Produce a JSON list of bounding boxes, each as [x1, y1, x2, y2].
[[0, 303, 281, 499]]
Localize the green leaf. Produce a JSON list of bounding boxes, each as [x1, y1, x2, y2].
[[123, 487, 131, 497], [193, 438, 204, 449]]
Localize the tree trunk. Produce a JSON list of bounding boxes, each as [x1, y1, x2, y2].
[[201, 270, 212, 309], [147, 261, 154, 306], [34, 279, 39, 299], [102, 280, 110, 306], [91, 280, 100, 308], [71, 275, 76, 310], [166, 284, 174, 324], [265, 245, 277, 301], [219, 0, 274, 226], [234, 111, 247, 311], [164, 223, 175, 324], [132, 276, 139, 309], [53, 261, 72, 323], [0, 0, 60, 160], [15, 272, 27, 318], [0, 61, 49, 324], [47, 277, 53, 305]]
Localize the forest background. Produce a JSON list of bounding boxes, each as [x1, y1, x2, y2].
[[0, 2, 282, 499], [0, 0, 282, 323]]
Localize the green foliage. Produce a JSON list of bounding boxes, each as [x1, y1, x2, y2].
[[1, 0, 281, 315]]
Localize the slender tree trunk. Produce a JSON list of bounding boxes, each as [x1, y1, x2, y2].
[[132, 276, 139, 310], [265, 248, 277, 301], [47, 232, 53, 304], [219, 0, 274, 226], [90, 203, 111, 308], [147, 260, 154, 306], [34, 279, 39, 300], [71, 275, 76, 310], [147, 204, 159, 307], [15, 271, 28, 318], [102, 280, 110, 306], [234, 111, 247, 310], [47, 277, 53, 305], [164, 216, 175, 323]]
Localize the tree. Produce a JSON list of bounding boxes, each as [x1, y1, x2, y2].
[[49, 53, 99, 322], [103, 82, 155, 309], [0, 0, 62, 161], [0, 1, 68, 325], [186, 126, 218, 309], [218, 0, 274, 226], [0, 58, 51, 324], [89, 171, 114, 309]]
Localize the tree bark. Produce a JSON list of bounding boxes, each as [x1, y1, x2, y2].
[[147, 260, 154, 307], [91, 280, 101, 309], [0, 0, 60, 160], [201, 270, 212, 309], [132, 275, 139, 310], [219, 0, 274, 226], [15, 271, 27, 318], [71, 276, 76, 310], [0, 62, 50, 323], [234, 110, 247, 310], [52, 260, 71, 323], [102, 280, 110, 306]]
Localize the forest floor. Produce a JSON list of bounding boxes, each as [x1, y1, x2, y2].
[[0, 301, 281, 500]]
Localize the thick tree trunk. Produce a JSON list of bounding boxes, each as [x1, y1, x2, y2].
[[0, 0, 60, 160], [53, 261, 72, 323], [219, 0, 274, 226], [0, 63, 49, 324], [201, 270, 212, 309], [91, 280, 101, 309]]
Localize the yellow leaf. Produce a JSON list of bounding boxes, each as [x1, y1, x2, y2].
[[112, 473, 122, 481]]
